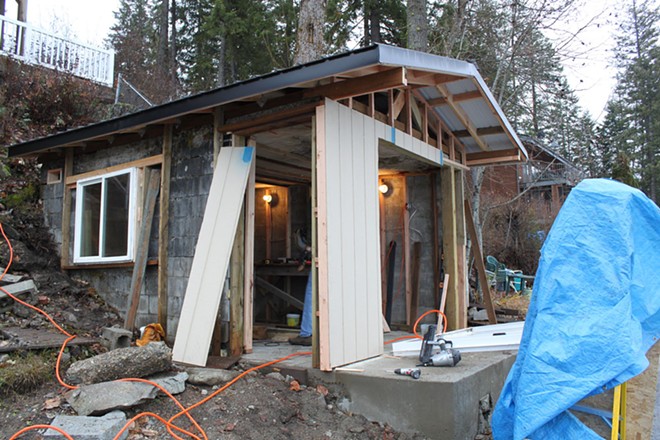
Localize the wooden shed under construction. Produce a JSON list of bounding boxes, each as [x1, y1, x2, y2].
[[9, 44, 527, 371]]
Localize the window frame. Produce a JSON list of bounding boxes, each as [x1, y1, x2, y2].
[[73, 167, 138, 264]]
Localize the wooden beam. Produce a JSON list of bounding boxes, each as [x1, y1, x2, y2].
[[60, 149, 73, 268], [233, 114, 311, 136], [407, 70, 463, 86], [437, 84, 490, 152], [66, 154, 163, 185], [464, 199, 497, 324], [405, 89, 413, 135], [409, 242, 422, 326], [441, 167, 460, 331], [315, 105, 330, 370], [467, 149, 521, 166], [431, 173, 440, 310], [391, 90, 406, 121], [311, 115, 320, 368], [402, 177, 412, 325], [158, 126, 172, 336], [453, 126, 505, 138], [229, 135, 246, 357], [243, 138, 256, 353], [230, 206, 246, 358], [62, 260, 158, 271], [303, 67, 407, 101], [436, 274, 450, 335], [125, 168, 161, 331], [454, 170, 467, 329], [219, 101, 318, 134], [388, 89, 395, 126], [254, 277, 304, 310]]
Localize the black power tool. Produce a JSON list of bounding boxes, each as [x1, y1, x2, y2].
[[419, 324, 461, 367]]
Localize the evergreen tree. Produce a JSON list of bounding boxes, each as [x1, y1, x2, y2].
[[610, 0, 660, 201]]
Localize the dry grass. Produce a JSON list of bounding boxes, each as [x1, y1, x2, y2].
[[0, 351, 55, 395]]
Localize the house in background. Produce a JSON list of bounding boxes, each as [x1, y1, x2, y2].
[[8, 44, 527, 371], [482, 135, 584, 220]]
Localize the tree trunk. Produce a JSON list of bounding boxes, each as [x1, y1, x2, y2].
[[293, 0, 326, 64], [16, 0, 27, 21], [157, 0, 169, 68], [369, 3, 381, 44], [65, 342, 173, 385], [407, 0, 427, 51], [169, 0, 177, 87]]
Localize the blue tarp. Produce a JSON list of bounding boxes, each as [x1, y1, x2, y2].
[[493, 179, 660, 439]]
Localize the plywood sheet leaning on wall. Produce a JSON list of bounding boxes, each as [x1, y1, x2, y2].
[[173, 146, 254, 366]]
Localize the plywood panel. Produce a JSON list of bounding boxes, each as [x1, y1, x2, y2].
[[172, 147, 254, 366]]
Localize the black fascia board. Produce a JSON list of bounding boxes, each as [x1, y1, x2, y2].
[[9, 45, 384, 157]]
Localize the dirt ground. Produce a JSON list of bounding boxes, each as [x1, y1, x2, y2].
[[0, 205, 427, 439]]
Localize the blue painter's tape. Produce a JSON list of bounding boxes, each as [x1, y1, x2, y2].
[[440, 150, 444, 166], [391, 126, 396, 143], [242, 146, 254, 163]]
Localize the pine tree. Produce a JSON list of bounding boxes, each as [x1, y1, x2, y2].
[[611, 0, 660, 201]]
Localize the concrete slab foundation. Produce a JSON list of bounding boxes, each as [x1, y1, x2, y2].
[[242, 334, 516, 439], [334, 351, 516, 439]]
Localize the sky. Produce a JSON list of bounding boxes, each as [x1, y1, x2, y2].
[[5, 0, 628, 122]]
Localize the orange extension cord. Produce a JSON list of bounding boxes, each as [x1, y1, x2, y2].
[[3, 220, 447, 439]]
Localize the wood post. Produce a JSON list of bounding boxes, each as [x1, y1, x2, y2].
[[125, 168, 161, 330], [441, 166, 466, 330], [243, 138, 256, 353], [60, 149, 73, 269], [402, 177, 412, 325], [158, 126, 172, 335], [229, 135, 246, 357], [464, 199, 497, 324], [454, 170, 467, 328]]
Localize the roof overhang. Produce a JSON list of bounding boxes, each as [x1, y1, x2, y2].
[[8, 44, 527, 165]]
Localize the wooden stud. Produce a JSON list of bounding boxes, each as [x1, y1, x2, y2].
[[315, 105, 331, 370], [392, 90, 406, 121], [124, 168, 161, 330], [464, 199, 497, 324], [368, 93, 375, 117], [409, 242, 422, 326], [311, 115, 320, 368], [243, 138, 256, 353], [388, 90, 395, 126], [454, 170, 467, 329], [441, 167, 460, 330], [65, 154, 163, 185], [158, 126, 172, 335], [431, 173, 440, 309], [229, 136, 246, 357], [405, 89, 413, 135], [402, 176, 412, 325], [379, 182, 387, 315], [60, 149, 74, 269]]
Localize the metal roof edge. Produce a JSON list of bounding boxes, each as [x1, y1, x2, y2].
[[9, 45, 383, 157], [376, 45, 528, 161]]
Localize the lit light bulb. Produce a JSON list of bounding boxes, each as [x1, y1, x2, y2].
[[378, 184, 390, 194], [263, 194, 273, 203]]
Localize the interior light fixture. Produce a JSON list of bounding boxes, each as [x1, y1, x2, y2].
[[263, 194, 273, 203], [378, 184, 390, 194]]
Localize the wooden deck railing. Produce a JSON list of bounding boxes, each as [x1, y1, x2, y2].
[[0, 15, 114, 86]]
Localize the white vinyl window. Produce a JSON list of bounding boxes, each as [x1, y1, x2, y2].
[[73, 168, 137, 263]]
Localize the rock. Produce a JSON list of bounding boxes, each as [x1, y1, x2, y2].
[[43, 410, 128, 440], [66, 342, 172, 385], [265, 372, 286, 382], [185, 367, 240, 386], [66, 372, 188, 416]]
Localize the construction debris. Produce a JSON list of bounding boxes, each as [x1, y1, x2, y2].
[[0, 326, 96, 353], [66, 342, 172, 385], [65, 372, 188, 416]]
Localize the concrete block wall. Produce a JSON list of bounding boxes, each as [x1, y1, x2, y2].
[[166, 126, 214, 334], [39, 126, 215, 335]]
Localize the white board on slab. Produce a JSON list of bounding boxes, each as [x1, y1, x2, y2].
[[391, 321, 525, 357], [172, 146, 254, 366]]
